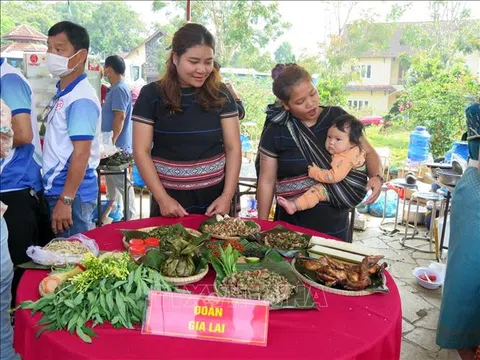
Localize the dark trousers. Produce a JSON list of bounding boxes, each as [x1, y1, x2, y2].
[[0, 188, 53, 303]]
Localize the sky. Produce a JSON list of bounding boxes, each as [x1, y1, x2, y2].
[[125, 0, 480, 56]]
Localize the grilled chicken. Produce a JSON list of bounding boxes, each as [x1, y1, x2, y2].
[[299, 254, 387, 291]]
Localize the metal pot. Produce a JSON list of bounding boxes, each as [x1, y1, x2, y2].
[[436, 168, 462, 186]]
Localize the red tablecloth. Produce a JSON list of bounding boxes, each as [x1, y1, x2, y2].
[[14, 215, 402, 360]]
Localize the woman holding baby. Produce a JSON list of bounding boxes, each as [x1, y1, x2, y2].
[[257, 64, 383, 241]]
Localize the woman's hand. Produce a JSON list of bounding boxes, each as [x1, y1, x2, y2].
[[156, 194, 189, 218], [205, 194, 231, 217], [365, 176, 382, 204]]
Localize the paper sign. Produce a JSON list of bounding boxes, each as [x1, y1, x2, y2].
[[142, 291, 269, 346]]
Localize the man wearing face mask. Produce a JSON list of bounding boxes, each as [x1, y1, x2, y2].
[[43, 21, 101, 236], [101, 55, 135, 220]]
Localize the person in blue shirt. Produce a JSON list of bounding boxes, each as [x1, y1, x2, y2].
[[0, 101, 21, 360], [0, 58, 52, 297], [101, 55, 136, 220], [436, 98, 480, 359], [43, 21, 101, 237]]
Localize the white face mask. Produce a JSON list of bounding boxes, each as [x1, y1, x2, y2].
[[46, 51, 81, 77]]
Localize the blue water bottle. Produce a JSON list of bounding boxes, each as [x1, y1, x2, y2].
[[444, 141, 468, 163], [407, 126, 431, 162]]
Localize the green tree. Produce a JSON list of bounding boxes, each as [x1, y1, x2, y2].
[[274, 42, 296, 64], [296, 52, 323, 75], [153, 22, 178, 74], [398, 54, 479, 157], [398, 1, 480, 66], [1, 0, 59, 40], [54, 1, 147, 56], [315, 67, 349, 107], [152, 1, 290, 67], [230, 47, 274, 73], [1, 1, 146, 57], [228, 76, 275, 142]]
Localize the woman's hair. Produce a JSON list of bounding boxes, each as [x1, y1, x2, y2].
[[331, 114, 364, 147], [272, 64, 312, 102], [158, 23, 224, 112]]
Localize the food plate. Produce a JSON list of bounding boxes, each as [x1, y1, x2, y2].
[[199, 216, 261, 240], [251, 225, 311, 258], [214, 261, 317, 310], [121, 225, 203, 249], [291, 257, 389, 297]]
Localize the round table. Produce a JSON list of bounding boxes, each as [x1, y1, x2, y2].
[[14, 215, 402, 360]]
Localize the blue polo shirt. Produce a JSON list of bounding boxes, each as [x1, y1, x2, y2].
[[101, 79, 132, 151], [42, 73, 101, 202], [0, 58, 42, 193]]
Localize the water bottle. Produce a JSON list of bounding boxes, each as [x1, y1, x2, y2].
[[407, 126, 431, 162], [247, 196, 257, 211], [452, 141, 469, 161], [444, 141, 469, 163]]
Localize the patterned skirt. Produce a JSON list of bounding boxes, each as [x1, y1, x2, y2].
[[150, 153, 226, 215]]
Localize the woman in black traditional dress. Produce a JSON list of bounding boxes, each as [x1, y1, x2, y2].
[[257, 65, 383, 240], [132, 23, 241, 217]]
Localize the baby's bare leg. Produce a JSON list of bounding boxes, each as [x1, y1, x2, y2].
[[277, 196, 297, 215]]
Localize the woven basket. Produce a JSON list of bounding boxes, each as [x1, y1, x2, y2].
[[122, 226, 203, 249], [291, 258, 388, 297], [163, 265, 209, 286]]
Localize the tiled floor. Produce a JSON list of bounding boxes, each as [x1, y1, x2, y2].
[[352, 216, 453, 360]]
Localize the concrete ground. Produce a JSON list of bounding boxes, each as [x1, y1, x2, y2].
[[127, 192, 453, 359], [353, 215, 453, 360]]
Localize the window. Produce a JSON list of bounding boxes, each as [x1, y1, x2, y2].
[[6, 58, 23, 70], [353, 64, 372, 79], [360, 65, 371, 79], [131, 65, 140, 81], [348, 100, 370, 110]]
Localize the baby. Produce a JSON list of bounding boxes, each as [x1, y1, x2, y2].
[[277, 114, 366, 214]]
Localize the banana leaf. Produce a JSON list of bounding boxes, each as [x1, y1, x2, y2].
[[193, 255, 208, 274], [215, 262, 317, 310], [120, 229, 151, 242], [252, 225, 311, 258], [16, 261, 53, 270], [143, 249, 167, 271], [121, 224, 209, 245]]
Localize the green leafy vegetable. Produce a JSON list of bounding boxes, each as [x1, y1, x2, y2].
[[16, 254, 178, 343], [210, 244, 240, 281]]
